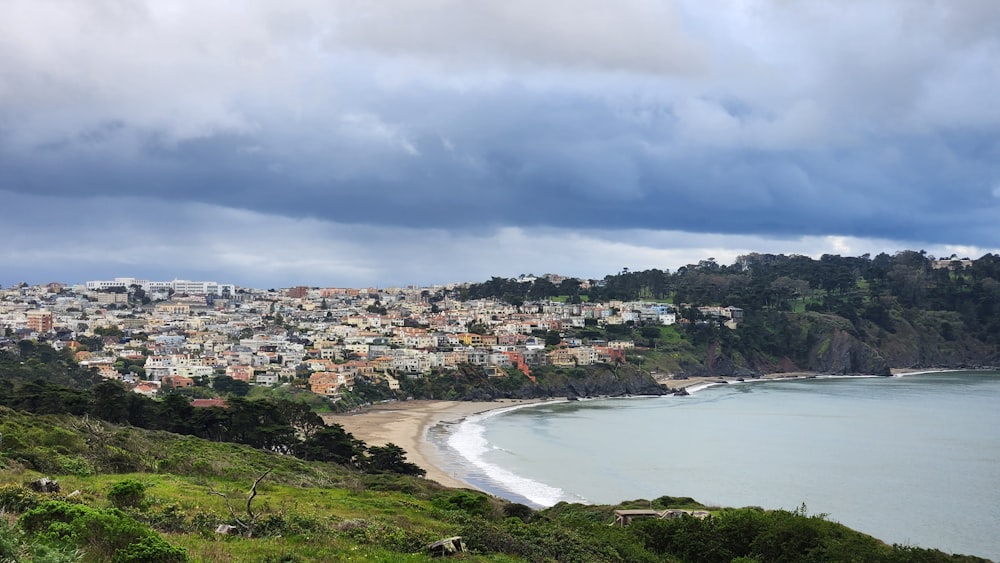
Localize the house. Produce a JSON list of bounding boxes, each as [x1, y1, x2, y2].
[[309, 372, 341, 396], [255, 373, 279, 386], [226, 364, 253, 382], [162, 375, 194, 389], [132, 382, 160, 397]]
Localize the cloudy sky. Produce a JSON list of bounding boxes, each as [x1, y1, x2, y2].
[[2, 1, 998, 288]]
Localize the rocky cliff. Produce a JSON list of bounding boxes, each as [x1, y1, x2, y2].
[[435, 363, 668, 401]]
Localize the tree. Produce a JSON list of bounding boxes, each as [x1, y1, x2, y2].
[[544, 330, 562, 346], [271, 399, 325, 442], [223, 398, 296, 453], [363, 443, 426, 476], [640, 326, 662, 340], [90, 380, 131, 424], [296, 425, 365, 465], [157, 393, 194, 434], [212, 375, 250, 397]]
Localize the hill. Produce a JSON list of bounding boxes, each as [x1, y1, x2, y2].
[[455, 251, 1000, 378], [0, 407, 991, 562]]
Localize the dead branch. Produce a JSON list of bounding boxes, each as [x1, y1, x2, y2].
[[208, 468, 273, 538]]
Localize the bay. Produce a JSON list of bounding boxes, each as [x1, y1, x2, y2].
[[430, 371, 1000, 560]]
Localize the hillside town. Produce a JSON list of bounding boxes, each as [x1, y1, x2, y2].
[[0, 276, 744, 401]]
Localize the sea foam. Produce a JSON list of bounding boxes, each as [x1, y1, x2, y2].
[[445, 402, 572, 507]]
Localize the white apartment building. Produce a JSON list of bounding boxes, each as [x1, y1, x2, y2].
[[86, 278, 235, 296]]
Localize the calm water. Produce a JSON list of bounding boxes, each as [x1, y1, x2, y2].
[[428, 371, 1000, 560]]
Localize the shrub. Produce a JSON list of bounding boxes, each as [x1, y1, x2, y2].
[[107, 479, 147, 510], [339, 520, 429, 552], [502, 502, 535, 522], [0, 484, 40, 513], [55, 455, 93, 476], [19, 500, 187, 562], [0, 519, 19, 561], [434, 491, 493, 519], [145, 502, 189, 533], [111, 535, 187, 563]]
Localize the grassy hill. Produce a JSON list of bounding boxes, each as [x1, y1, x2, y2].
[[0, 407, 989, 562]]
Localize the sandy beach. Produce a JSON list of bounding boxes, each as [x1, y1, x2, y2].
[[321, 374, 824, 491], [322, 399, 546, 489], [322, 370, 902, 492]]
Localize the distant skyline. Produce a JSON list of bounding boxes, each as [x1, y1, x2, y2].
[[2, 1, 998, 288]]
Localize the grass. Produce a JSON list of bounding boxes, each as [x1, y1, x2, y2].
[[0, 403, 988, 562], [0, 407, 489, 561]]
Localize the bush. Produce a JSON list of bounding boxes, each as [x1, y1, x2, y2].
[[19, 500, 187, 562], [503, 502, 535, 522], [111, 535, 187, 563], [145, 502, 189, 533], [434, 491, 493, 519], [107, 479, 147, 510], [339, 520, 430, 552], [0, 519, 19, 561], [0, 484, 40, 513]]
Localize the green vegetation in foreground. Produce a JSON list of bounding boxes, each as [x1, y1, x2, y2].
[[0, 407, 989, 562]]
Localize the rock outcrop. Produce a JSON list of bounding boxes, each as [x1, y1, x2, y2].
[[809, 328, 890, 375]]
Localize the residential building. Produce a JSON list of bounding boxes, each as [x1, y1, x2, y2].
[[26, 309, 53, 332]]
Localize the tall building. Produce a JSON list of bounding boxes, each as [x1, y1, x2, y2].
[[26, 309, 53, 332], [288, 286, 309, 299]]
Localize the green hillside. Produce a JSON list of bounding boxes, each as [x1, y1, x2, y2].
[[0, 407, 989, 562], [458, 252, 1000, 377]]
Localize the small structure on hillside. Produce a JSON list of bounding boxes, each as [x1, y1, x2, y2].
[[611, 508, 710, 527], [426, 536, 467, 557]]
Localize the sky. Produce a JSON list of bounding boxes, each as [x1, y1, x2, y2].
[[1, 1, 998, 289]]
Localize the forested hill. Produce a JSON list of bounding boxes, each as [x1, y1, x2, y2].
[[459, 251, 1000, 375]]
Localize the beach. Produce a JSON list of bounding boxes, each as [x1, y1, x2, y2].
[[321, 368, 929, 494], [322, 399, 545, 489], [319, 373, 812, 490], [323, 370, 1000, 558]]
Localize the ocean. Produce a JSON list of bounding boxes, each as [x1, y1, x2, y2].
[[428, 371, 1000, 560]]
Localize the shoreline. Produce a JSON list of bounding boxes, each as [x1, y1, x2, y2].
[[322, 399, 549, 490], [322, 368, 984, 494], [321, 374, 814, 492]]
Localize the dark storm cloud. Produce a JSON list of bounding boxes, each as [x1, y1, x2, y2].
[[1, 0, 999, 286], [3, 88, 997, 247]]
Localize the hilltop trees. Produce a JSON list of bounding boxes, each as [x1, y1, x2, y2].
[[0, 348, 424, 477]]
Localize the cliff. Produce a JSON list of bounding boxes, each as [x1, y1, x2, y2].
[[398, 363, 667, 402], [666, 312, 894, 377], [531, 363, 668, 398]]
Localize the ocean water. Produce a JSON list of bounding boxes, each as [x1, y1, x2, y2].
[[428, 371, 1000, 560]]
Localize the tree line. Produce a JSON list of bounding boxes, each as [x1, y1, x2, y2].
[[0, 344, 423, 477], [459, 251, 1000, 347]]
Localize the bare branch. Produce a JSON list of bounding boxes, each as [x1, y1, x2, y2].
[[245, 469, 273, 523], [208, 469, 272, 538]]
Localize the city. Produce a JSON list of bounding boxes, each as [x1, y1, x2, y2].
[[2, 276, 742, 403]]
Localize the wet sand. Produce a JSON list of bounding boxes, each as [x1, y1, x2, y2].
[[322, 399, 546, 489]]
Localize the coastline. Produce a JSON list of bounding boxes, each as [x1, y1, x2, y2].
[[322, 369, 979, 494], [319, 370, 1000, 559], [661, 371, 818, 392], [319, 374, 814, 493], [322, 399, 547, 490]]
